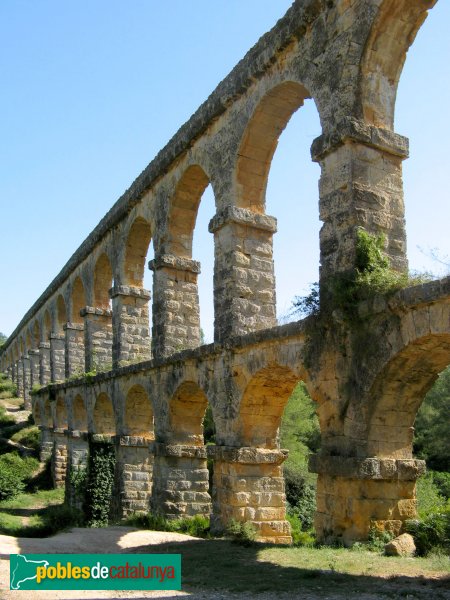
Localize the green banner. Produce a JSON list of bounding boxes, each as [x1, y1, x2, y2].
[[10, 554, 181, 590]]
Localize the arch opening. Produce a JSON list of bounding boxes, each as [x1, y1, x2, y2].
[[71, 277, 86, 325], [94, 253, 113, 309], [93, 392, 116, 435], [72, 394, 88, 431], [124, 217, 152, 287], [169, 381, 210, 446], [124, 384, 154, 437], [55, 397, 68, 429], [56, 295, 67, 332]]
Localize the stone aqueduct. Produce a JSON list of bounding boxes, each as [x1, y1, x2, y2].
[[1, 0, 448, 544]]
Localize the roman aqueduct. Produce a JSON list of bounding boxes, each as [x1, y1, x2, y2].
[[1, 0, 448, 544]]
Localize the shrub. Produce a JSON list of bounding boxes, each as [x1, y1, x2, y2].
[[416, 472, 447, 518], [284, 467, 316, 532], [405, 508, 450, 556], [11, 426, 40, 453], [126, 512, 210, 538], [286, 512, 315, 546], [84, 441, 116, 527], [0, 405, 15, 426], [226, 519, 257, 546], [0, 453, 39, 501]]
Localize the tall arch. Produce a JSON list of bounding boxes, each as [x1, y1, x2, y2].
[[43, 310, 52, 339], [71, 276, 86, 324], [94, 253, 113, 308], [236, 81, 311, 213], [124, 217, 152, 287], [361, 0, 436, 128], [32, 320, 40, 348], [56, 295, 67, 332], [165, 165, 210, 258]]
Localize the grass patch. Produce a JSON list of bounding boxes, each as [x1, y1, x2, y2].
[[128, 538, 450, 596], [10, 425, 40, 452], [125, 512, 210, 538]]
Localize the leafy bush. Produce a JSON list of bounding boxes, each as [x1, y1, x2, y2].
[[286, 512, 315, 546], [84, 440, 116, 527], [0, 405, 15, 426], [0, 453, 39, 500], [0, 377, 16, 398], [126, 512, 210, 538], [416, 472, 448, 518], [11, 426, 40, 453], [405, 508, 450, 556], [226, 519, 257, 546], [433, 472, 450, 500]]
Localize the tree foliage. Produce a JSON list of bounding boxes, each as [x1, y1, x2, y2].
[[414, 365, 450, 472]]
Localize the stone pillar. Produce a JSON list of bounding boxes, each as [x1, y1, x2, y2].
[[151, 443, 211, 519], [16, 360, 24, 399], [310, 455, 425, 545], [28, 349, 40, 389], [50, 333, 65, 382], [66, 431, 89, 509], [39, 426, 54, 463], [81, 307, 113, 372], [110, 285, 151, 367], [22, 356, 31, 409], [111, 436, 154, 518], [149, 254, 201, 358], [52, 428, 68, 488], [11, 362, 16, 385], [209, 207, 277, 343], [39, 342, 51, 385], [208, 446, 291, 545], [64, 323, 85, 377], [311, 118, 409, 286]]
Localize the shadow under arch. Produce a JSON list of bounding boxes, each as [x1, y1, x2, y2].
[[169, 380, 210, 445], [93, 392, 116, 435], [94, 252, 113, 309], [55, 396, 68, 429], [239, 363, 301, 449], [236, 80, 312, 213], [72, 394, 88, 431], [366, 332, 450, 459], [124, 384, 154, 437]]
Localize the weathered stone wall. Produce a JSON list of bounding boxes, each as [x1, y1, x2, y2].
[[1, 0, 445, 544]]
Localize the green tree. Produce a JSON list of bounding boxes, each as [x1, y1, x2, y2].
[[0, 332, 7, 349], [414, 365, 450, 472]]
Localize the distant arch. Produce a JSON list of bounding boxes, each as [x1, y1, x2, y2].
[[43, 398, 52, 428], [56, 295, 67, 331], [33, 400, 42, 426], [32, 320, 40, 348], [43, 310, 52, 339]]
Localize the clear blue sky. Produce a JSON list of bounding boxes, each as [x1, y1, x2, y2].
[[1, 1, 449, 342]]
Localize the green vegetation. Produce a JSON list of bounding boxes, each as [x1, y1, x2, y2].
[[0, 453, 39, 501], [84, 439, 116, 527], [126, 512, 210, 538]]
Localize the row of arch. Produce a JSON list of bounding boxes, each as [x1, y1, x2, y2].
[[1, 0, 438, 376]]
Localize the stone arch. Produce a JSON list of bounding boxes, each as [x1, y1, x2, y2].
[[55, 396, 68, 429], [33, 400, 42, 426], [56, 295, 67, 331], [124, 217, 152, 287], [32, 320, 40, 348], [94, 252, 113, 308], [71, 276, 86, 324], [124, 384, 154, 437], [43, 310, 51, 340], [169, 381, 209, 445], [43, 398, 52, 428], [236, 81, 311, 213], [25, 331, 31, 354], [360, 0, 436, 128], [72, 394, 88, 431], [366, 333, 450, 459], [93, 392, 116, 435], [165, 165, 211, 258], [239, 364, 300, 448]]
